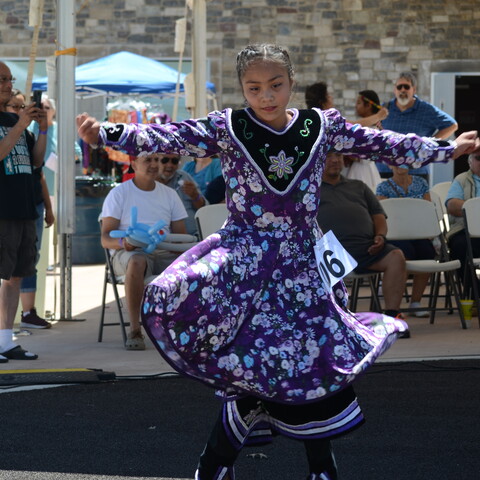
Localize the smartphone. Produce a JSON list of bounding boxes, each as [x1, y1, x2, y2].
[[32, 90, 42, 108]]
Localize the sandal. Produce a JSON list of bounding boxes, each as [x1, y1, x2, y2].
[[1, 345, 38, 360], [125, 331, 145, 351]]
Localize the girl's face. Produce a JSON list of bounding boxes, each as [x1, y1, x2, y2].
[[241, 61, 293, 131], [355, 96, 370, 118]]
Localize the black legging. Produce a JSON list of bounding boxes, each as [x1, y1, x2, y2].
[[196, 401, 338, 480]]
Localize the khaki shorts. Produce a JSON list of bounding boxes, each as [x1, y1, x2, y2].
[[0, 219, 37, 280], [111, 248, 180, 281]]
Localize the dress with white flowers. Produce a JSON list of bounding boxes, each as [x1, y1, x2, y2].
[[98, 108, 452, 407]]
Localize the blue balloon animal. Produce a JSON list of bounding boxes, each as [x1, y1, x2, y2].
[[110, 206, 167, 254]]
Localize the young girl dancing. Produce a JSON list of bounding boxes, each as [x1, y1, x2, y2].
[[78, 44, 479, 480]]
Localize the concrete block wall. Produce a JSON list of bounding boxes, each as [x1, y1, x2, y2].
[[1, 0, 479, 117]]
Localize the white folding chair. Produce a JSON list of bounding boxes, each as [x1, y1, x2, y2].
[[462, 197, 480, 327], [429, 190, 454, 312], [381, 198, 467, 328], [429, 190, 450, 234], [430, 181, 452, 206], [194, 203, 229, 239]]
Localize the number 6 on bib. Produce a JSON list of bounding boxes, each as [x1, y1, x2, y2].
[[314, 230, 358, 293]]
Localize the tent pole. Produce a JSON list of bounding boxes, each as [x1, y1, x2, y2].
[[56, 0, 76, 321], [192, 0, 207, 118]]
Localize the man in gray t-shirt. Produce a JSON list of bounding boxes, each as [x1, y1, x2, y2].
[[317, 152, 408, 331]]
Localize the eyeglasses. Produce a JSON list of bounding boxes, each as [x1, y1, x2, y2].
[[0, 76, 15, 84], [6, 104, 25, 110], [396, 84, 411, 91], [161, 157, 180, 165]]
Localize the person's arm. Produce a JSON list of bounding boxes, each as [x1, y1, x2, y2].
[[423, 192, 431, 202], [368, 213, 388, 255], [170, 219, 187, 234], [77, 111, 223, 158], [40, 172, 55, 227], [446, 197, 465, 217], [182, 180, 206, 210], [0, 104, 42, 163], [435, 123, 458, 140], [376, 195, 388, 200], [325, 110, 480, 166], [101, 216, 135, 251], [350, 107, 389, 127], [31, 108, 48, 168]]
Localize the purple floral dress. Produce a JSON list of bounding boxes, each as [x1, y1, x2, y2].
[[98, 108, 452, 405]]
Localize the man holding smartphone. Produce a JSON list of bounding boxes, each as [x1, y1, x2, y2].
[[0, 61, 48, 362]]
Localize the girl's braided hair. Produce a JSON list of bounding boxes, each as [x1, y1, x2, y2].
[[236, 44, 295, 84]]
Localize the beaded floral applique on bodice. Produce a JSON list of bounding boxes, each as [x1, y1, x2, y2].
[[230, 109, 321, 192]]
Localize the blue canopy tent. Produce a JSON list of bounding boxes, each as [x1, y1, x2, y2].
[[32, 50, 215, 95]]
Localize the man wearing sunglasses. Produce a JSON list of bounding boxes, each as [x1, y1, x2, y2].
[[378, 71, 458, 181], [157, 154, 206, 238]]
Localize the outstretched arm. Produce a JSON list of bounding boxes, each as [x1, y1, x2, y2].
[[326, 110, 479, 168], [77, 111, 225, 159], [77, 113, 101, 145]]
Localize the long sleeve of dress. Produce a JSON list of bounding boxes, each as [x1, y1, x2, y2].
[[97, 111, 227, 158], [322, 109, 455, 169]]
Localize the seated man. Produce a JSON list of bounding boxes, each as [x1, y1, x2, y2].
[[446, 153, 480, 296], [156, 153, 206, 237], [317, 152, 409, 337], [101, 153, 188, 351]]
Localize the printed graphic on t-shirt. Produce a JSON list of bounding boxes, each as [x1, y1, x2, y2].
[[1, 127, 33, 175]]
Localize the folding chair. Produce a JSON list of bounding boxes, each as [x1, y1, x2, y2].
[[194, 203, 229, 239], [345, 271, 382, 313], [381, 198, 467, 328], [429, 190, 450, 235], [99, 247, 129, 343], [430, 181, 452, 207], [429, 190, 454, 312], [462, 197, 480, 327]]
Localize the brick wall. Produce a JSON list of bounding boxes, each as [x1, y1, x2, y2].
[[1, 0, 479, 116]]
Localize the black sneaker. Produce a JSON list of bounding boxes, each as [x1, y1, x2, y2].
[[20, 308, 52, 329]]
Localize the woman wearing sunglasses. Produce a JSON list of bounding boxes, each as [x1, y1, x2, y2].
[[378, 71, 458, 181]]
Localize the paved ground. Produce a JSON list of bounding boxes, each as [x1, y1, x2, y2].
[[2, 264, 479, 381], [1, 359, 480, 480]]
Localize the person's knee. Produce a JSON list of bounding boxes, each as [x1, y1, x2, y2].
[[126, 255, 148, 278], [384, 249, 406, 270]]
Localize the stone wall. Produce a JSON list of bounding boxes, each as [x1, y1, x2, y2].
[[1, 0, 479, 116]]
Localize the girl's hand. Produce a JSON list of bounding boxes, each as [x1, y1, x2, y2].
[[76, 113, 101, 145], [453, 131, 480, 159]]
